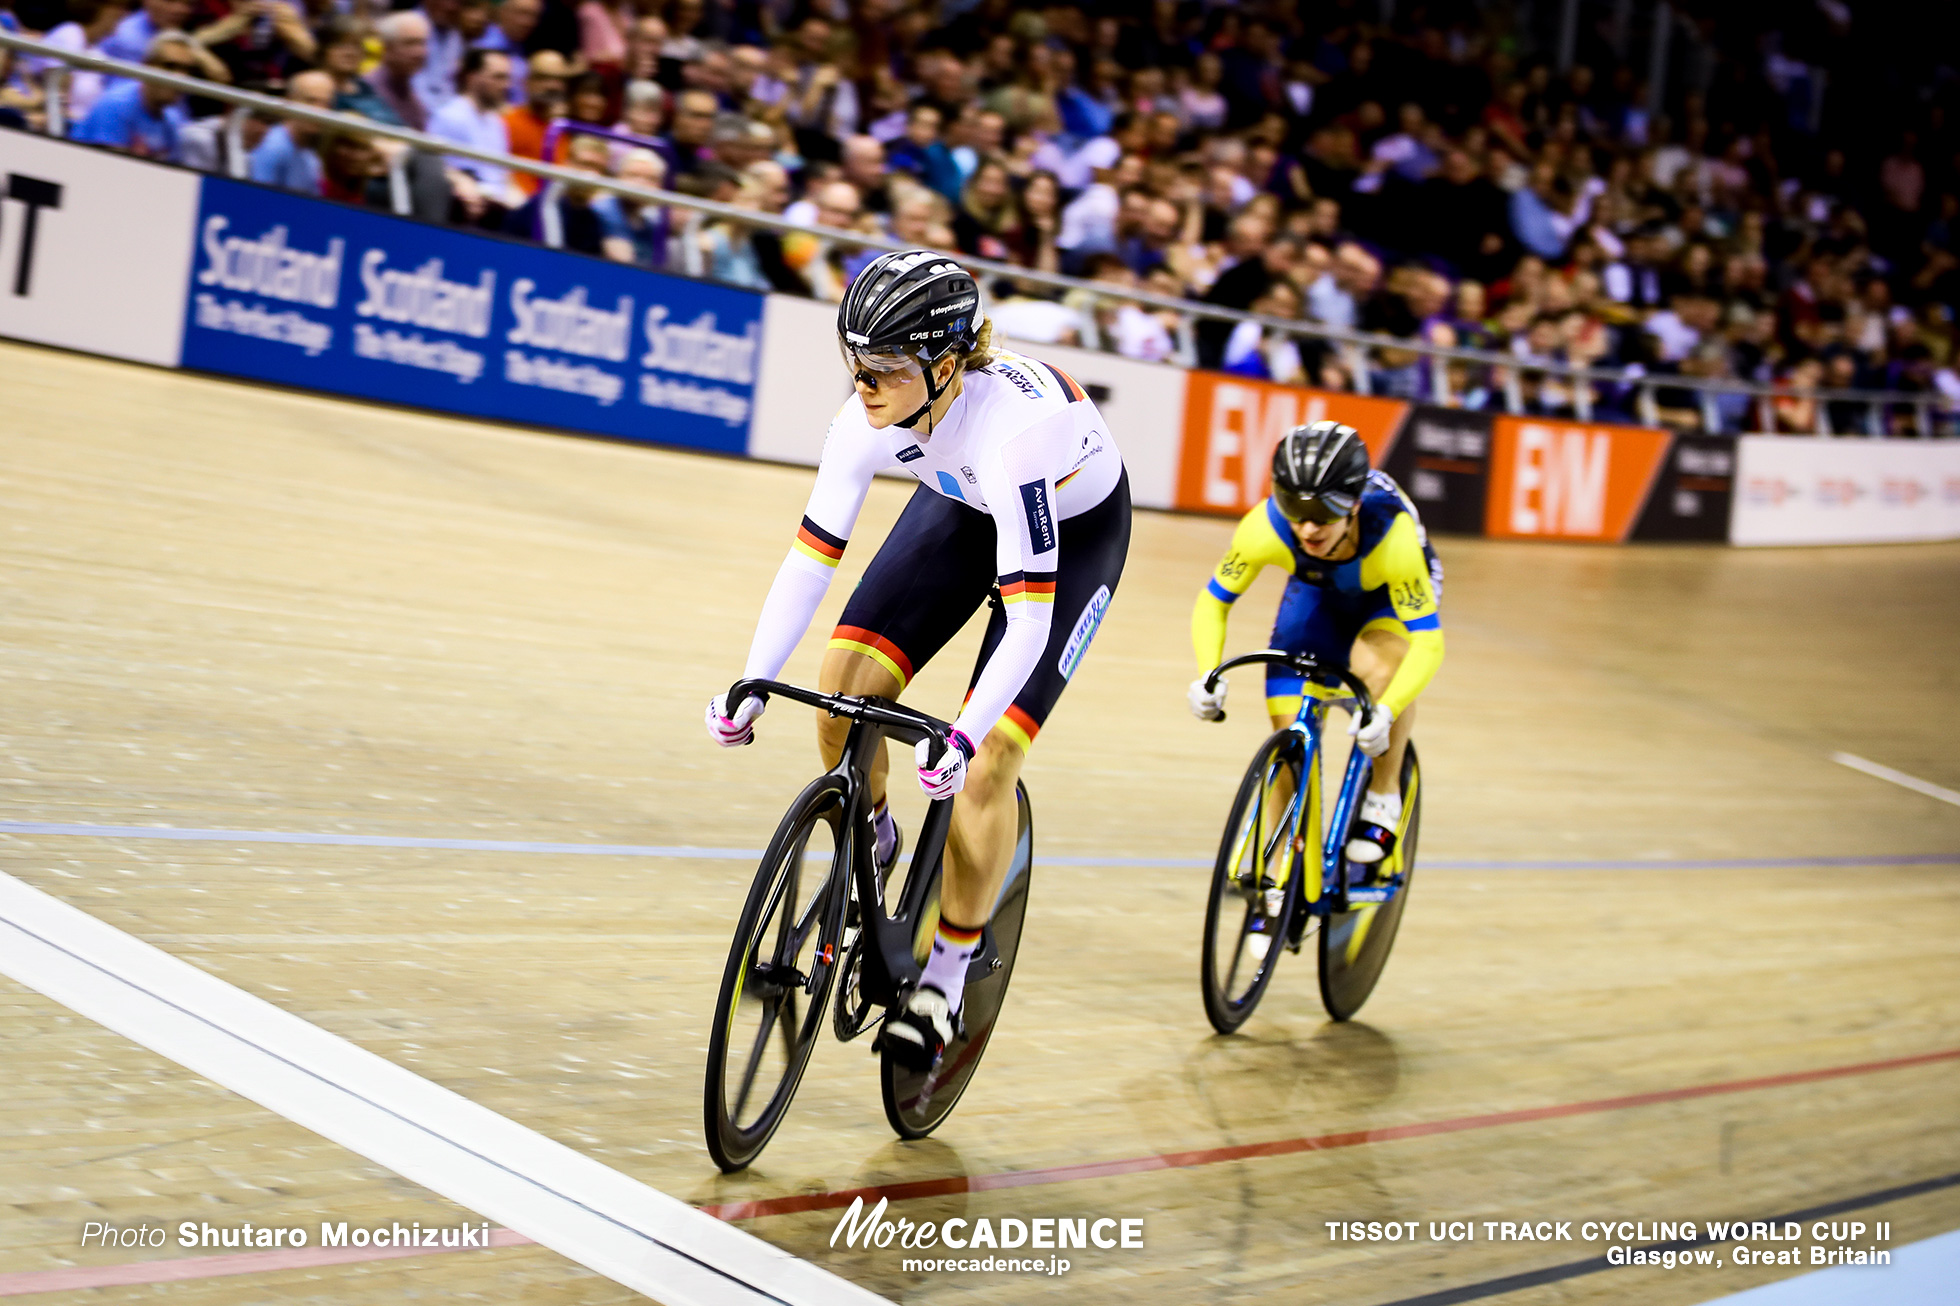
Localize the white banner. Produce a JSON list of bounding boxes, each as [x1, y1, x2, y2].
[[0, 134, 197, 366], [1731, 436, 1960, 545]]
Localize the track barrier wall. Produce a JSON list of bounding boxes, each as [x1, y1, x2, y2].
[[3, 134, 1954, 546]]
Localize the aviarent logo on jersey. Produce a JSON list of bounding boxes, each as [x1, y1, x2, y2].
[[1019, 481, 1056, 553]]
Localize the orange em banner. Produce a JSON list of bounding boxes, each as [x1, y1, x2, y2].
[[1484, 416, 1674, 542], [1174, 372, 1411, 515]]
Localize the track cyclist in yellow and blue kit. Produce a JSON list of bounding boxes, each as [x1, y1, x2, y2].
[[1188, 421, 1443, 868], [706, 249, 1130, 1072]]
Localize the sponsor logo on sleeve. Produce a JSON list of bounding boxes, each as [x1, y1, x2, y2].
[[1058, 585, 1112, 681], [1019, 480, 1057, 553]]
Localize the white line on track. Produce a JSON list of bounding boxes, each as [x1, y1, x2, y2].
[[1832, 752, 1960, 809], [0, 870, 889, 1306]]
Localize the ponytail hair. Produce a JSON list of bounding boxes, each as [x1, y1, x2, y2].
[[961, 316, 997, 372]]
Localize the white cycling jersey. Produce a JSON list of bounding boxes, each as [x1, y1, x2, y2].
[[739, 346, 1125, 749]]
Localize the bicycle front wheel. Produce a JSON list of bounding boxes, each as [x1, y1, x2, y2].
[[704, 776, 849, 1172], [1201, 730, 1308, 1034]]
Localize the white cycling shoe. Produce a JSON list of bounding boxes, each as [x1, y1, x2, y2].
[[1344, 791, 1403, 866], [881, 985, 959, 1072]]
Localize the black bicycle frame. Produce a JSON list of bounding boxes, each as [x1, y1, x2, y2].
[[727, 678, 969, 1011]]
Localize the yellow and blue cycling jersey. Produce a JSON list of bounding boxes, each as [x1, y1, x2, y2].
[[1192, 471, 1445, 716]]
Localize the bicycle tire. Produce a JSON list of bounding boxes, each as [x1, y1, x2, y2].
[[880, 782, 1034, 1140], [1201, 730, 1309, 1034], [703, 775, 850, 1172], [1318, 744, 1421, 1021]]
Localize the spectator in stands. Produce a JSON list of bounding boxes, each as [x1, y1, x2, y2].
[[593, 146, 669, 267], [413, 0, 466, 111], [507, 130, 609, 253], [431, 47, 517, 226], [353, 12, 433, 132], [886, 102, 961, 204], [837, 133, 888, 216], [40, 0, 130, 123], [193, 0, 316, 90], [249, 68, 335, 193], [72, 30, 196, 159], [575, 0, 635, 74], [665, 87, 718, 176], [502, 48, 568, 194], [953, 156, 1020, 262], [315, 16, 366, 107], [1006, 168, 1062, 274], [318, 128, 392, 209], [472, 0, 541, 105], [99, 0, 185, 64]]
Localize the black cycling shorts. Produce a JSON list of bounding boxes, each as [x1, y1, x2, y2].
[[829, 470, 1131, 751]]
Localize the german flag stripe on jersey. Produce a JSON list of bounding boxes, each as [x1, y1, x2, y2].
[[1056, 467, 1083, 490], [998, 704, 1041, 751], [998, 570, 1057, 603], [828, 624, 915, 687], [792, 516, 848, 568], [956, 692, 1043, 753], [1036, 360, 1086, 402]]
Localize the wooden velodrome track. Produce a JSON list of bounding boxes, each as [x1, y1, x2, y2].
[[2, 338, 1956, 1305]]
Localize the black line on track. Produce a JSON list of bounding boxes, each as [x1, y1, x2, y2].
[[1365, 1170, 1960, 1306]]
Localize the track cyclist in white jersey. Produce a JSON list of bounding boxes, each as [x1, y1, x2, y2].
[[707, 250, 1131, 1072]]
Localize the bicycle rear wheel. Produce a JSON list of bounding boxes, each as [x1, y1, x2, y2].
[[1319, 744, 1421, 1021], [881, 782, 1034, 1140], [1201, 730, 1309, 1034], [704, 777, 849, 1172]]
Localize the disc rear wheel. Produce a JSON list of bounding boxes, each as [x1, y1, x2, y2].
[[880, 783, 1034, 1139], [1201, 731, 1309, 1034], [1318, 745, 1421, 1021]]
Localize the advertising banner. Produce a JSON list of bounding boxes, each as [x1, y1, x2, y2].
[[0, 133, 196, 366], [1630, 435, 1732, 542], [180, 176, 762, 453], [1174, 371, 1409, 515], [1730, 436, 1960, 545], [1484, 416, 1673, 542], [1379, 405, 1490, 535]]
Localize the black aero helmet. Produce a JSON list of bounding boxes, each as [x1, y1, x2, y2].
[[1271, 420, 1370, 523], [838, 248, 981, 362]]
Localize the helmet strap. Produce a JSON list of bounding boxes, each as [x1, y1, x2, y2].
[[894, 355, 953, 433]]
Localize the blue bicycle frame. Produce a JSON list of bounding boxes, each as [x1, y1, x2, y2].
[[1206, 649, 1410, 919]]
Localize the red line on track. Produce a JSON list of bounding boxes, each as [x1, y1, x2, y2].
[[4, 1046, 1951, 1297], [699, 1045, 1960, 1221]]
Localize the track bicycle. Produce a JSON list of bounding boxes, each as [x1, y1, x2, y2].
[[702, 677, 1034, 1173], [1197, 650, 1422, 1034]]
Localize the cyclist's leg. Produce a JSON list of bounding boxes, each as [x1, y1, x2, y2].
[[1262, 577, 1345, 814], [942, 470, 1130, 926], [1348, 621, 1415, 797], [817, 648, 900, 805]]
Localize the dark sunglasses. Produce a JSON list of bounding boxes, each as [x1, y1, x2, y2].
[[1273, 486, 1355, 526]]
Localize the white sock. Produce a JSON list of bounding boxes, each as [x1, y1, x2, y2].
[[918, 920, 983, 1014], [1359, 789, 1402, 828]]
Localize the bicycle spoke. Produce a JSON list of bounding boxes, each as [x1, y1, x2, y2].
[[732, 993, 781, 1123]]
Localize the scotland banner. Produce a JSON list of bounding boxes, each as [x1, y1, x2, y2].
[[180, 176, 762, 453]]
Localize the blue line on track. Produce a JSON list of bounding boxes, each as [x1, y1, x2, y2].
[[1, 820, 1956, 871]]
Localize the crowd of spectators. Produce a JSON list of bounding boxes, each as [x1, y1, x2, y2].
[[3, 0, 1959, 430]]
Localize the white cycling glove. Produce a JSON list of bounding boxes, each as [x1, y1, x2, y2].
[[1188, 676, 1227, 721], [1348, 702, 1394, 758], [705, 692, 765, 747], [915, 730, 975, 800]]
